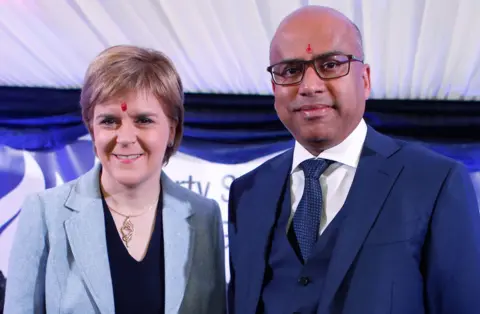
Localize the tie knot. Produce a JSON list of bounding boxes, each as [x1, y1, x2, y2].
[[300, 159, 330, 179]]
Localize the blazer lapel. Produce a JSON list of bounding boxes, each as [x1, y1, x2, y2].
[[318, 128, 403, 313], [241, 150, 293, 314], [64, 164, 115, 314], [162, 173, 195, 313]]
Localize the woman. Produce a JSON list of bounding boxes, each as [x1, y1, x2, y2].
[[4, 45, 226, 314]]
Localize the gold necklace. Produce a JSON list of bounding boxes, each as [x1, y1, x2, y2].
[[108, 198, 158, 248]]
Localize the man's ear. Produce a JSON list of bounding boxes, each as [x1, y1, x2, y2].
[[362, 64, 371, 99]]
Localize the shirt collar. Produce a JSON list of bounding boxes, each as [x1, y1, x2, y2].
[[291, 118, 367, 173]]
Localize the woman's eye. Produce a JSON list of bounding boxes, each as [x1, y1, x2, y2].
[[101, 118, 116, 125], [137, 117, 153, 124]]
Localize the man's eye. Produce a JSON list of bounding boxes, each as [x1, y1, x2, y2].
[[321, 61, 340, 70], [281, 66, 303, 77]]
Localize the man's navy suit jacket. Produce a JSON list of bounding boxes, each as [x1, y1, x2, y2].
[[228, 127, 480, 314]]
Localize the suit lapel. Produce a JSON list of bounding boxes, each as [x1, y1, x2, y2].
[[241, 150, 293, 314], [64, 164, 115, 314], [318, 128, 403, 313], [162, 173, 195, 313]]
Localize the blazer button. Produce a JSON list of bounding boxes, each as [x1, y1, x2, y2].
[[298, 276, 311, 286]]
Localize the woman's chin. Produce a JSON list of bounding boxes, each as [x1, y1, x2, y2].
[[106, 169, 153, 188]]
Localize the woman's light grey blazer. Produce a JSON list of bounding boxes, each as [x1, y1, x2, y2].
[[4, 164, 226, 314]]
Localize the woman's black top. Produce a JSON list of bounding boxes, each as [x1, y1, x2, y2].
[[102, 192, 165, 314]]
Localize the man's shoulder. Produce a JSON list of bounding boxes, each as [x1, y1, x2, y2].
[[367, 127, 460, 171], [392, 136, 461, 171], [233, 149, 293, 187]]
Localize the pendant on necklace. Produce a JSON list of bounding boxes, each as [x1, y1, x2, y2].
[[120, 217, 134, 248]]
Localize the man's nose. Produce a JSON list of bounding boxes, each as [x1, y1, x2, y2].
[[298, 66, 327, 96]]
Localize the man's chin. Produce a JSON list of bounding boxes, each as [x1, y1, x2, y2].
[[299, 128, 335, 144], [293, 129, 339, 152]]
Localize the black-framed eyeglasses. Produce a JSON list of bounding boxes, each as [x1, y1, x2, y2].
[[266, 53, 364, 86]]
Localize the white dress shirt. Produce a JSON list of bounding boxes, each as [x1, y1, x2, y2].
[[288, 119, 368, 235]]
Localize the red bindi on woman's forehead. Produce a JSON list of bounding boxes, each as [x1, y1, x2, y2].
[[120, 102, 127, 112]]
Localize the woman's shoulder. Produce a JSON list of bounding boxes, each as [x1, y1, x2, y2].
[[174, 183, 217, 209], [163, 174, 219, 217], [31, 177, 78, 203], [32, 165, 99, 204], [22, 175, 85, 218]]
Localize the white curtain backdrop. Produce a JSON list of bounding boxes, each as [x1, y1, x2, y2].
[[0, 0, 479, 99]]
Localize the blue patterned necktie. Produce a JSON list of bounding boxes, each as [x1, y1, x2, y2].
[[292, 158, 330, 261]]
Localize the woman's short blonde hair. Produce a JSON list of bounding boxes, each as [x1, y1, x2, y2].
[[80, 45, 184, 163]]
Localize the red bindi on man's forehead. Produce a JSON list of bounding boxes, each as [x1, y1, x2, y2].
[[306, 44, 312, 54], [121, 102, 127, 112]]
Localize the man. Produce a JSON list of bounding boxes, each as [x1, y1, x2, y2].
[[227, 5, 480, 314]]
